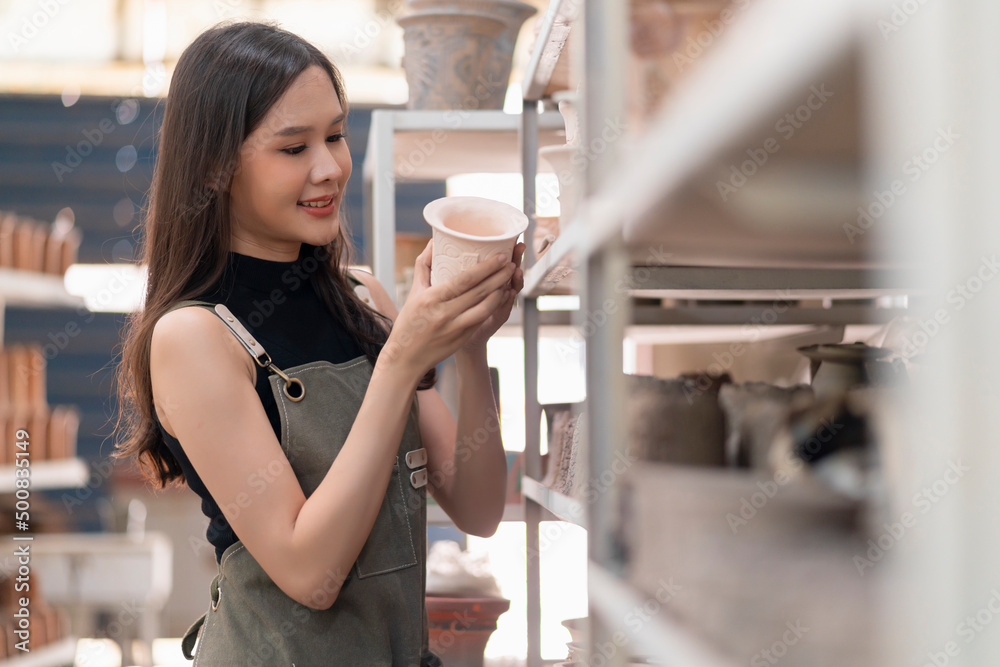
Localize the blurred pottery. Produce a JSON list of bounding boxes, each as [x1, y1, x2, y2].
[[401, 0, 536, 110], [798, 343, 893, 398], [426, 595, 510, 667], [423, 196, 527, 285], [538, 145, 580, 231]]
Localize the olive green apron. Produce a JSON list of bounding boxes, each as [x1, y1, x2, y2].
[[165, 292, 440, 667]]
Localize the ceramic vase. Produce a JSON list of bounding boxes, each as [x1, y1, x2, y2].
[[425, 595, 511, 667], [423, 196, 528, 286], [400, 0, 536, 110], [538, 144, 580, 231]]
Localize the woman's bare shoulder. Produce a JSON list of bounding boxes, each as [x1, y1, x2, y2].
[[150, 305, 256, 435]]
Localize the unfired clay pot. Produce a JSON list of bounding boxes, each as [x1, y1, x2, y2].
[[538, 144, 581, 231], [423, 196, 528, 285], [400, 0, 536, 110]]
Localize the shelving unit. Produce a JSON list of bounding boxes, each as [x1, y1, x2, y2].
[[0, 636, 77, 667], [517, 0, 937, 665], [0, 459, 88, 494], [363, 108, 564, 301]]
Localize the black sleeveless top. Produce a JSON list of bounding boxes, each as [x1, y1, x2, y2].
[[157, 248, 366, 563]]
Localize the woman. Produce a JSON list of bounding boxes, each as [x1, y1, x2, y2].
[[113, 21, 524, 666]]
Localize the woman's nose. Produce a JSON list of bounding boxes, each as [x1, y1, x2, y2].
[[312, 144, 346, 183]]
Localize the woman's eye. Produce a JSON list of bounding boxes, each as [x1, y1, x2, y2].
[[282, 146, 306, 155], [327, 134, 345, 143]]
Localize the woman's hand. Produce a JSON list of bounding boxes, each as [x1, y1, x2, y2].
[[379, 241, 516, 383], [459, 241, 525, 355]]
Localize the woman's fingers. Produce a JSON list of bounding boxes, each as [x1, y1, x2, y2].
[[444, 260, 516, 314], [451, 287, 507, 331], [413, 240, 433, 290], [435, 253, 510, 301]]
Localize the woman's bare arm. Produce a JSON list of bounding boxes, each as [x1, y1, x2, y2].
[[150, 256, 514, 610]]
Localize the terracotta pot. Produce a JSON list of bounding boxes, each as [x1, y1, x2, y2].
[[405, 0, 536, 109], [399, 10, 508, 110], [538, 145, 581, 231], [423, 196, 527, 286], [426, 595, 510, 667]]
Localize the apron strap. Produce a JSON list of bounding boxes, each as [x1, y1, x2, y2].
[[180, 611, 206, 660], [162, 300, 305, 402]]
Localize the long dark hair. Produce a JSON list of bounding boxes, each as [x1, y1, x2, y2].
[[113, 21, 433, 489]]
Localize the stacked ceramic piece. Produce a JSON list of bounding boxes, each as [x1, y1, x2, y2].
[[540, 403, 583, 496], [0, 210, 81, 275], [1, 343, 81, 465], [399, 0, 537, 110]]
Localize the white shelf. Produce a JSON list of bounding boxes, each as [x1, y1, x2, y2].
[[521, 0, 903, 298], [0, 269, 84, 309], [363, 109, 565, 182], [521, 0, 578, 101], [0, 458, 89, 494], [0, 636, 78, 667], [588, 564, 738, 667], [521, 477, 585, 528], [596, 0, 862, 253], [427, 502, 524, 525]]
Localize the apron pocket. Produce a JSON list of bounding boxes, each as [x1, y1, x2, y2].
[[354, 456, 419, 578]]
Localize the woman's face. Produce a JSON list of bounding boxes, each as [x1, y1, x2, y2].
[[229, 64, 352, 260]]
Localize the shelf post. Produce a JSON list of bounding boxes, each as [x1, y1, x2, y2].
[[580, 0, 630, 663], [521, 95, 544, 667], [365, 111, 398, 305]]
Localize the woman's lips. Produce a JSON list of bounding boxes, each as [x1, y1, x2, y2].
[[297, 195, 336, 216]]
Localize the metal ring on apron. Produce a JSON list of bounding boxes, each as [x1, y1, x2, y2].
[[268, 363, 305, 402], [212, 584, 221, 611]]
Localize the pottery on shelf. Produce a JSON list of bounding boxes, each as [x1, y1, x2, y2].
[[538, 144, 581, 231], [797, 342, 893, 398], [400, 0, 536, 110], [423, 196, 528, 286], [551, 90, 580, 146], [425, 595, 511, 667]]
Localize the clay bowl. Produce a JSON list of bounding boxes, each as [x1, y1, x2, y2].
[[423, 196, 527, 286]]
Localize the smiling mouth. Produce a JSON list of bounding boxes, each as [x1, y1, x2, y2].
[[298, 197, 335, 208]]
